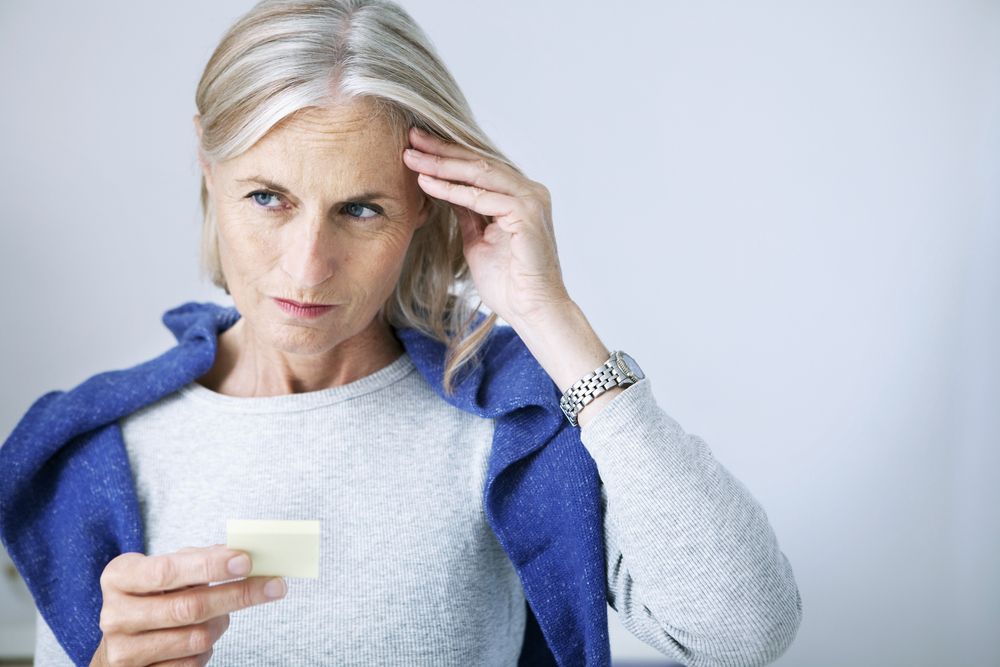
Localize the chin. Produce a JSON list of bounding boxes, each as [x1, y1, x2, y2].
[[261, 316, 343, 356]]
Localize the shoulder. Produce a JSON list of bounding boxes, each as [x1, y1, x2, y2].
[[2, 302, 228, 458]]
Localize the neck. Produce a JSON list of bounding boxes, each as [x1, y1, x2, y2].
[[197, 315, 404, 397]]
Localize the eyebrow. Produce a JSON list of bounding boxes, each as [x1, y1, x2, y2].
[[236, 176, 397, 202]]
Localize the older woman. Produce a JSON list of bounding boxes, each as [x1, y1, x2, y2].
[[0, 1, 802, 666]]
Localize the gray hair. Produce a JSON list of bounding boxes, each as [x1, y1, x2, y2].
[[195, 0, 519, 394]]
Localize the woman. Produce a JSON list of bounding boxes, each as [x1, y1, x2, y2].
[[0, 0, 802, 665]]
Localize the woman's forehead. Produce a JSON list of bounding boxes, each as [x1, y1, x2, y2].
[[268, 100, 402, 152], [223, 100, 412, 193]]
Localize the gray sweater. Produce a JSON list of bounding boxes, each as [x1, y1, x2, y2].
[[34, 352, 801, 666]]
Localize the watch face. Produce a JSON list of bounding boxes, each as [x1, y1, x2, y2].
[[620, 352, 645, 380]]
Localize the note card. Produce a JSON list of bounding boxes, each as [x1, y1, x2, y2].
[[226, 519, 320, 578]]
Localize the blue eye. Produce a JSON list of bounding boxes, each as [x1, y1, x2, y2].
[[245, 190, 382, 220], [246, 190, 285, 210], [343, 202, 382, 220]]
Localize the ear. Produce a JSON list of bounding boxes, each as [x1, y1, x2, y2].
[[193, 114, 213, 193], [415, 192, 433, 229]]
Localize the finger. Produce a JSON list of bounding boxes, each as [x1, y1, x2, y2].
[[104, 546, 251, 595], [403, 148, 529, 198], [151, 547, 228, 595], [407, 128, 529, 194], [408, 126, 477, 160], [127, 615, 229, 666], [124, 577, 286, 633], [148, 648, 213, 667], [177, 544, 225, 554], [415, 173, 517, 220], [455, 207, 486, 247]]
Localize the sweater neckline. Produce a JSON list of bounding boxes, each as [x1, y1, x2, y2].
[[177, 351, 416, 414]]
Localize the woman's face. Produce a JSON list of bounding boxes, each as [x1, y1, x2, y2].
[[199, 98, 430, 357]]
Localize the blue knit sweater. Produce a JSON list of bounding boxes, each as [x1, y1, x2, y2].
[[0, 301, 610, 666]]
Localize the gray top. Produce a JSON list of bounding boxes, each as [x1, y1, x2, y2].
[[34, 351, 801, 666]]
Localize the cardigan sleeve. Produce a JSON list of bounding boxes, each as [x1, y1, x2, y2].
[[579, 378, 803, 667]]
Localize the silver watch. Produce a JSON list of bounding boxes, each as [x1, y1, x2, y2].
[[559, 351, 645, 427]]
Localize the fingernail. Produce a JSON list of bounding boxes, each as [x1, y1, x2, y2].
[[264, 577, 287, 599], [227, 554, 251, 576]]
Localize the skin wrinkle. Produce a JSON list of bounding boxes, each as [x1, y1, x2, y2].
[[195, 97, 432, 397]]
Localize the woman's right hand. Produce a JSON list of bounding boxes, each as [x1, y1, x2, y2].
[[90, 544, 287, 666]]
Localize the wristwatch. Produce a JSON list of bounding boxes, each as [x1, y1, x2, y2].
[[559, 351, 645, 427]]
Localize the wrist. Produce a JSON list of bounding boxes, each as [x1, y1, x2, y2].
[[510, 300, 610, 394]]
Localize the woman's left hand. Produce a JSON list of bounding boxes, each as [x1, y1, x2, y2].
[[403, 126, 572, 329]]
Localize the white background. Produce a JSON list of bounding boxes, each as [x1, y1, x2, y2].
[[1, 1, 998, 665]]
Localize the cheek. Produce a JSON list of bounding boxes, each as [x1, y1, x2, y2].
[[369, 230, 417, 282], [216, 213, 274, 269]]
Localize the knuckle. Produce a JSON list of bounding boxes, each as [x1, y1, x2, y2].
[[170, 594, 204, 625], [103, 640, 129, 667], [187, 625, 214, 654], [101, 553, 136, 590], [99, 607, 121, 634], [477, 157, 493, 174], [240, 581, 258, 609], [99, 565, 114, 590], [151, 557, 177, 590], [199, 556, 214, 585]]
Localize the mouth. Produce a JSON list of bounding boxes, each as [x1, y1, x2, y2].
[[275, 297, 333, 308], [272, 297, 337, 319]]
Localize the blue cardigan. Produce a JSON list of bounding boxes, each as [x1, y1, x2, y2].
[[0, 301, 611, 666]]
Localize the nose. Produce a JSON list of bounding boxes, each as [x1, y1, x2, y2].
[[279, 212, 336, 289]]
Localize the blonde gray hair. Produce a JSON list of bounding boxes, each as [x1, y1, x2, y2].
[[195, 0, 519, 395]]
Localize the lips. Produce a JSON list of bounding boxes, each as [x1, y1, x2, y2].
[[272, 297, 337, 319], [275, 298, 331, 308]]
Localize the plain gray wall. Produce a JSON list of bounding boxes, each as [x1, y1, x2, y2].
[[1, 1, 998, 665]]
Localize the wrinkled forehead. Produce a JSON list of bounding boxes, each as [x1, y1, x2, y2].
[[274, 98, 405, 151], [224, 99, 411, 192]]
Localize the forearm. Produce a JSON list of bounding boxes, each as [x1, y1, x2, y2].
[[507, 299, 621, 430], [582, 380, 802, 667]]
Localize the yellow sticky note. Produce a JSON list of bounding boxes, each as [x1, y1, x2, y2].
[[226, 519, 320, 578]]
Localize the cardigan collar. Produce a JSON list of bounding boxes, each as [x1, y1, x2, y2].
[[159, 301, 569, 468]]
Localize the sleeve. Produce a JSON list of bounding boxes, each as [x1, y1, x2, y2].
[[579, 377, 803, 667], [34, 610, 79, 667]]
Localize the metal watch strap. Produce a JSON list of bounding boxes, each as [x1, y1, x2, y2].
[[559, 351, 634, 427]]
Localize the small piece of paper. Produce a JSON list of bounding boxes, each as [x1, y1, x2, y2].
[[226, 519, 320, 578]]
